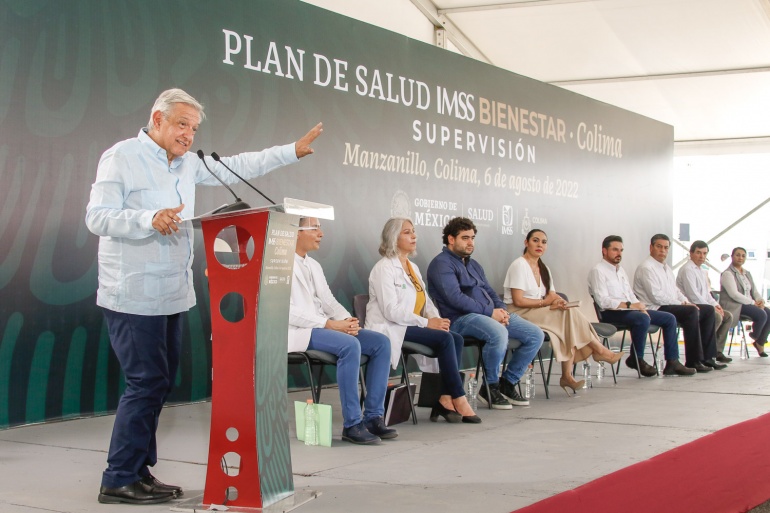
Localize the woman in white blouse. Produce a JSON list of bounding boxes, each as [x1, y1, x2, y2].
[[504, 229, 622, 395], [719, 247, 769, 357], [366, 217, 480, 423]]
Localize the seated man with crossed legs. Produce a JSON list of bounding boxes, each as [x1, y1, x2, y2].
[[288, 217, 396, 445]]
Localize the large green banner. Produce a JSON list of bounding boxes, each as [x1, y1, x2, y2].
[[0, 0, 672, 428]]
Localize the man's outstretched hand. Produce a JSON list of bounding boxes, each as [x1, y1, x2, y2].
[[295, 122, 323, 158]]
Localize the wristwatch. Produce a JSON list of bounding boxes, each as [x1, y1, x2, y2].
[[625, 301, 631, 308]]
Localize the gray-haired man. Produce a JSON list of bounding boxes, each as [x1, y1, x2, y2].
[[87, 88, 322, 505]]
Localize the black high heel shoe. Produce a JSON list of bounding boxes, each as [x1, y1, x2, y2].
[[429, 402, 462, 423], [461, 413, 482, 424]]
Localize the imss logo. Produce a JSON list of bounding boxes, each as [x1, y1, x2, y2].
[[501, 205, 515, 235]]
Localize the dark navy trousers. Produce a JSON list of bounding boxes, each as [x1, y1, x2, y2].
[[101, 308, 182, 488], [600, 309, 679, 360]]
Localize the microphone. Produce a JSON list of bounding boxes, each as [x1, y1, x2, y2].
[[196, 150, 250, 214], [211, 152, 276, 205]]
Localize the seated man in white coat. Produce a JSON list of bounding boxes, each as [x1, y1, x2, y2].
[[288, 217, 396, 445]]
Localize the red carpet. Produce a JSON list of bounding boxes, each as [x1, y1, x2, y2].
[[515, 412, 770, 513]]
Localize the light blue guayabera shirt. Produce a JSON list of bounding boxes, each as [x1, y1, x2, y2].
[[85, 128, 298, 316]]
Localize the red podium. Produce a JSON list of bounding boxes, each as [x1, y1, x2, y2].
[[179, 200, 332, 512]]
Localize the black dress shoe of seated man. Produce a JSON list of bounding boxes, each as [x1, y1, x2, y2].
[[702, 358, 727, 370], [626, 356, 657, 377], [141, 473, 183, 496], [687, 362, 712, 373], [716, 352, 733, 363], [98, 479, 175, 504], [364, 416, 398, 439], [663, 360, 695, 376], [341, 421, 381, 445]]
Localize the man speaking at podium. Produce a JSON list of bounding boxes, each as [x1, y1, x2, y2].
[[85, 88, 322, 505]]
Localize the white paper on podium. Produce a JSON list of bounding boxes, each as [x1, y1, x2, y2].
[[177, 198, 334, 231], [277, 197, 334, 222]]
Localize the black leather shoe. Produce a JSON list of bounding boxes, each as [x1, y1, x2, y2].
[[716, 352, 733, 363], [341, 421, 381, 445], [141, 473, 183, 497], [663, 360, 696, 376], [687, 362, 712, 373], [364, 416, 398, 439], [702, 358, 727, 370], [98, 480, 175, 504], [626, 356, 657, 377]]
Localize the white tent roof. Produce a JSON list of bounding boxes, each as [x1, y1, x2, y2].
[[305, 0, 770, 153]]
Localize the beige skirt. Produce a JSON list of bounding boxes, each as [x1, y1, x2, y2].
[[507, 305, 600, 363]]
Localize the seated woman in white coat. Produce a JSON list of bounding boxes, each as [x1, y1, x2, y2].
[[288, 217, 396, 445], [504, 229, 622, 396], [366, 217, 480, 423]]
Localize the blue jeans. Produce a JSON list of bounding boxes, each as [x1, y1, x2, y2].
[[742, 305, 770, 344], [404, 326, 465, 398], [101, 309, 182, 488], [601, 309, 679, 360], [307, 328, 390, 428], [451, 313, 544, 385]]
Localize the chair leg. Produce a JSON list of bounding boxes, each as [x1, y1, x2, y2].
[[537, 349, 550, 399], [630, 337, 642, 379], [312, 362, 325, 403], [741, 322, 750, 360], [400, 353, 418, 425], [300, 354, 319, 403], [546, 351, 554, 397], [616, 331, 627, 375], [475, 349, 492, 410], [649, 332, 660, 374]]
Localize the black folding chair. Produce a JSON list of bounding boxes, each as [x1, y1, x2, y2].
[[727, 315, 752, 359], [591, 296, 661, 378], [288, 350, 369, 405]]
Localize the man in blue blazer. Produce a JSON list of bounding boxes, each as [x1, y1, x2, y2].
[[427, 217, 543, 409]]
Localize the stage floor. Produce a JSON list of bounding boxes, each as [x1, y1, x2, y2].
[[2, 345, 770, 513]]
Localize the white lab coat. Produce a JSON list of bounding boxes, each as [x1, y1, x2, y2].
[[365, 257, 440, 369], [288, 254, 351, 353]]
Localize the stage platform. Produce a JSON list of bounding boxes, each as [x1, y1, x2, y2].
[[1, 347, 769, 513]]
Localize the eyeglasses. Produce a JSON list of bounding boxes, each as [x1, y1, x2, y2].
[[298, 225, 322, 231]]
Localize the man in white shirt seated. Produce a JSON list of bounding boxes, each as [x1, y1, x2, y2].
[[633, 234, 726, 373], [288, 217, 396, 445], [676, 240, 733, 363], [588, 235, 693, 376]]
